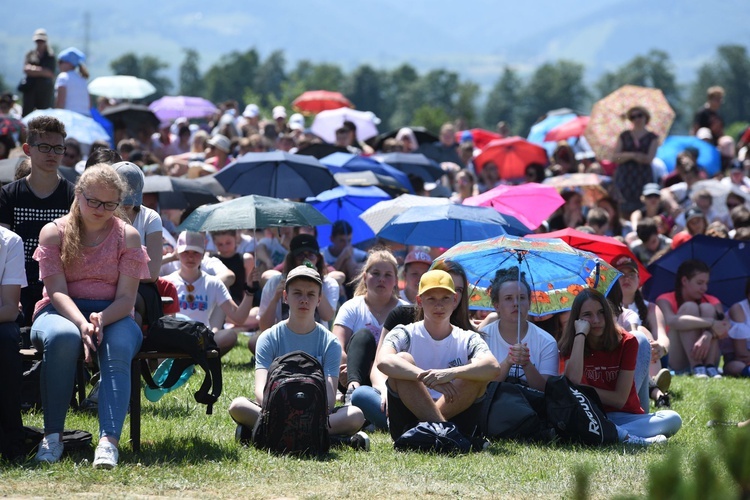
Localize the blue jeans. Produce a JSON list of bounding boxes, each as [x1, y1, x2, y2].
[[31, 299, 142, 440], [609, 410, 682, 439], [631, 330, 651, 414], [351, 385, 388, 430]]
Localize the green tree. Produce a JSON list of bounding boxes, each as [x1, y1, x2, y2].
[[178, 48, 204, 97], [253, 50, 287, 108], [203, 49, 260, 107], [109, 53, 173, 100], [343, 65, 384, 118], [412, 105, 451, 133], [484, 66, 523, 134], [380, 64, 420, 130], [455, 81, 480, 128], [689, 45, 750, 127]]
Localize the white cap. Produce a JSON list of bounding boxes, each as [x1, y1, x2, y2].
[[288, 112, 305, 131], [272, 106, 287, 119], [243, 104, 259, 118]]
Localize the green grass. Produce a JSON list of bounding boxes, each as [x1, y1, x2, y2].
[[2, 343, 749, 499]]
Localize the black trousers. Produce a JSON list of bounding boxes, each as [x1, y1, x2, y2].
[[0, 321, 23, 459], [345, 329, 377, 388]]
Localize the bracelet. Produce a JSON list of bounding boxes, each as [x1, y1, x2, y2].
[[575, 332, 586, 337]]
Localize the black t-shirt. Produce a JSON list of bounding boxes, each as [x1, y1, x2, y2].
[[383, 305, 417, 332], [0, 177, 75, 284], [212, 252, 246, 304], [692, 107, 718, 131]]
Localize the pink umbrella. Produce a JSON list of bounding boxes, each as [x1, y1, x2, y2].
[[463, 183, 564, 230], [148, 96, 218, 121], [544, 116, 590, 142]]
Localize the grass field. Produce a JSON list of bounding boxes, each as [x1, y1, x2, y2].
[[2, 342, 749, 499]]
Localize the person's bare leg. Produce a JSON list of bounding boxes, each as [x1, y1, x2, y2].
[[436, 378, 487, 420], [389, 353, 443, 422], [228, 397, 261, 427], [214, 329, 238, 356], [329, 405, 365, 435]]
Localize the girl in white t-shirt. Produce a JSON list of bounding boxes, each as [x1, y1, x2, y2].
[[54, 48, 90, 116]]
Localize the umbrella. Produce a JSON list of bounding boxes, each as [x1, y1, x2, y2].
[[101, 103, 160, 132], [376, 204, 509, 249], [359, 193, 451, 234], [21, 108, 109, 145], [214, 151, 337, 199], [474, 137, 549, 180], [88, 75, 156, 100], [296, 143, 350, 159], [643, 234, 750, 309], [143, 175, 220, 209], [292, 90, 353, 114], [0, 157, 24, 184], [306, 185, 390, 247], [544, 116, 590, 142], [320, 152, 413, 193], [543, 173, 612, 206], [333, 171, 410, 198], [527, 110, 579, 155], [148, 96, 218, 122], [433, 235, 621, 316], [371, 127, 439, 151], [374, 152, 444, 182], [0, 116, 25, 138], [527, 228, 651, 287], [454, 128, 502, 150], [311, 108, 380, 144], [585, 85, 675, 162], [656, 135, 722, 176], [178, 194, 330, 233], [463, 183, 564, 230]]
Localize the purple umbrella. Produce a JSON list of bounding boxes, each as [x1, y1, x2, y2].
[[149, 96, 218, 122]]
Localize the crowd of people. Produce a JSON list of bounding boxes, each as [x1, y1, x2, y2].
[[1, 28, 749, 468]]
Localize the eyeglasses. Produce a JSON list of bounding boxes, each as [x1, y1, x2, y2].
[[83, 194, 119, 211], [628, 113, 645, 121], [32, 143, 66, 155]]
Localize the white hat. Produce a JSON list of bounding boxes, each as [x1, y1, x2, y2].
[[288, 112, 305, 131], [696, 127, 713, 141], [207, 134, 231, 154], [272, 105, 287, 119], [242, 104, 259, 118]]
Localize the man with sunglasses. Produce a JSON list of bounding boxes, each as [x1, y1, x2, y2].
[[0, 115, 75, 326]]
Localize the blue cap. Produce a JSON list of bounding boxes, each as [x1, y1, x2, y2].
[[58, 47, 85, 67], [460, 130, 473, 143]]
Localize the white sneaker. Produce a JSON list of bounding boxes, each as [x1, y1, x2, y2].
[[624, 434, 667, 446], [705, 365, 723, 379], [692, 365, 708, 379], [93, 441, 119, 469], [653, 368, 672, 392], [35, 433, 64, 463]]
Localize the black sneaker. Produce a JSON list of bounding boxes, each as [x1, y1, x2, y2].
[[349, 431, 370, 451], [235, 424, 252, 446], [655, 393, 671, 409]]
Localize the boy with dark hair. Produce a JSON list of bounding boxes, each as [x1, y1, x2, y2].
[[0, 115, 75, 325], [321, 220, 367, 300], [631, 217, 671, 265], [229, 264, 369, 450]]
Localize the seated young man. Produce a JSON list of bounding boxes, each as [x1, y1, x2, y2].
[[228, 265, 369, 450], [376, 270, 502, 441]]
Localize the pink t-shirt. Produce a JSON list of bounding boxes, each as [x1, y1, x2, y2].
[[33, 216, 151, 318]]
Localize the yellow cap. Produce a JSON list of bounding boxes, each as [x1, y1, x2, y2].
[[418, 270, 455, 296]]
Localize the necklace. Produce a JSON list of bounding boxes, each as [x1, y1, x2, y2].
[[87, 220, 111, 246]]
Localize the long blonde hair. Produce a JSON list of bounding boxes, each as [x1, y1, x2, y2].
[[61, 163, 128, 268], [351, 246, 399, 298]]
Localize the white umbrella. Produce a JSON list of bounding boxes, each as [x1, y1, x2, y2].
[[359, 193, 450, 234], [21, 108, 109, 145], [88, 75, 156, 100], [311, 108, 380, 144]]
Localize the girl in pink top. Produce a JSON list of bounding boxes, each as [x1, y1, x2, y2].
[[31, 164, 150, 469]]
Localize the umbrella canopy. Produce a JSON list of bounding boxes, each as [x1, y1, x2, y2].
[[101, 103, 160, 132], [463, 183, 564, 230], [527, 228, 651, 286], [88, 75, 156, 100], [359, 193, 451, 234], [292, 90, 353, 114], [0, 157, 24, 184], [214, 151, 337, 198], [643, 235, 750, 309], [178, 194, 330, 233], [320, 152, 413, 193], [333, 171, 410, 198], [0, 116, 25, 138], [474, 137, 549, 180], [311, 108, 380, 144], [527, 110, 579, 155], [543, 173, 612, 206], [656, 135, 722, 176], [370, 127, 439, 151], [148, 96, 218, 122], [142, 175, 220, 209], [374, 152, 444, 182], [296, 143, 349, 159], [454, 128, 502, 150], [544, 116, 590, 142], [585, 85, 675, 161], [22, 108, 109, 145], [376, 204, 509, 249], [433, 235, 621, 315], [306, 185, 390, 247]]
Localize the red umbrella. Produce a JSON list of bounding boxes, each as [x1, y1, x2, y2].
[[292, 90, 353, 114], [454, 128, 502, 150], [474, 136, 549, 180], [544, 116, 590, 142], [527, 228, 650, 286]]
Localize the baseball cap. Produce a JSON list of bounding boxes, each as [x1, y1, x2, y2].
[[207, 134, 231, 154], [242, 104, 259, 118], [113, 161, 144, 207], [288, 113, 305, 131], [58, 47, 85, 67], [286, 264, 323, 287], [610, 254, 638, 272], [33, 29, 48, 42], [696, 127, 713, 141], [405, 249, 432, 266], [290, 233, 319, 256], [176, 231, 206, 254], [272, 105, 287, 119], [418, 270, 455, 296], [642, 183, 661, 197], [685, 205, 706, 222]]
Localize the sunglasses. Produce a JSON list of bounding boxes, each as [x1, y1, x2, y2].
[[628, 113, 645, 120], [185, 283, 195, 303]]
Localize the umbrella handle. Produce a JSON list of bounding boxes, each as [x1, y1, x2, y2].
[[593, 261, 600, 288]]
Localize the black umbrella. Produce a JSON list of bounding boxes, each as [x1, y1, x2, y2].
[[374, 152, 445, 182], [370, 126, 438, 151], [143, 175, 220, 209], [101, 103, 160, 133], [0, 157, 24, 184], [333, 171, 408, 198], [296, 143, 349, 159]]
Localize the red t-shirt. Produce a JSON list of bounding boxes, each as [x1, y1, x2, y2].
[[563, 331, 644, 414], [156, 277, 180, 315]]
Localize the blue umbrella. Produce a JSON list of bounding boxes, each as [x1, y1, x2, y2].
[[214, 151, 337, 198], [527, 110, 578, 155], [375, 152, 445, 182], [22, 108, 110, 145], [643, 235, 750, 309], [656, 135, 722, 176], [320, 152, 414, 193], [306, 185, 391, 248], [376, 204, 509, 248]]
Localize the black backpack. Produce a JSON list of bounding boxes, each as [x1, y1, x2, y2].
[[543, 375, 619, 446], [394, 421, 473, 454], [252, 350, 329, 457], [479, 381, 554, 442], [140, 316, 222, 414]]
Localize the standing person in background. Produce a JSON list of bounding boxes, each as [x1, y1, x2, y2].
[[54, 48, 90, 116], [21, 29, 56, 117], [692, 86, 725, 137], [612, 106, 659, 216]]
